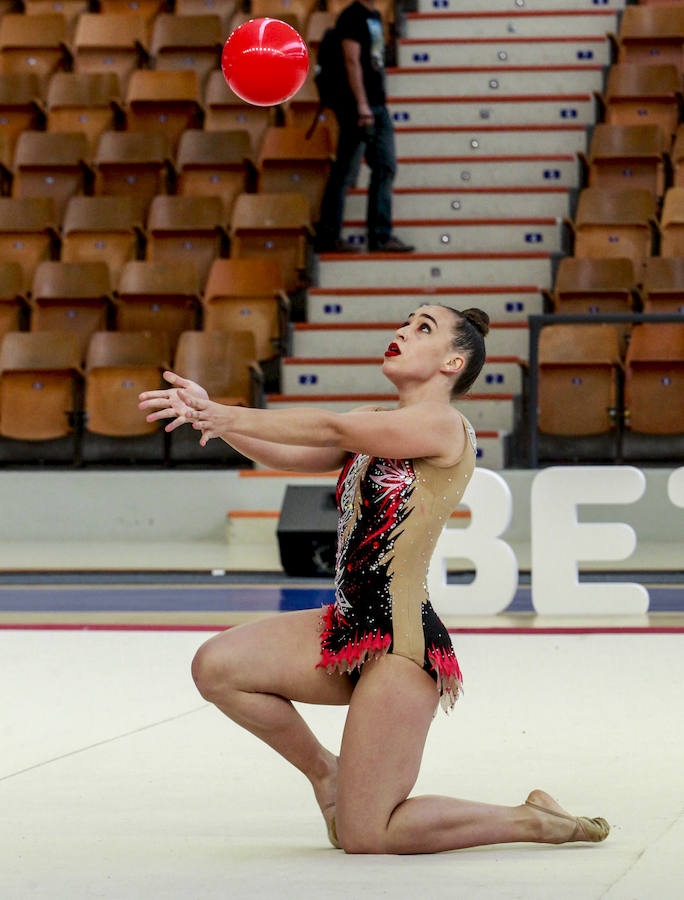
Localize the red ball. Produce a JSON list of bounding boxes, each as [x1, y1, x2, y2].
[[221, 17, 309, 107]]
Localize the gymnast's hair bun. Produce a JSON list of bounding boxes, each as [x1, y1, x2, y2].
[[461, 308, 490, 337]]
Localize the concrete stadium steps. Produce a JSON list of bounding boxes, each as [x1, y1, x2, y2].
[[290, 322, 529, 361], [404, 10, 618, 40], [306, 287, 544, 324], [393, 125, 587, 157], [397, 36, 611, 68], [340, 219, 562, 254], [266, 392, 518, 433], [386, 66, 604, 97], [386, 156, 579, 188], [417, 0, 624, 10], [388, 94, 597, 127], [281, 357, 523, 396], [345, 187, 570, 221], [315, 253, 552, 288]]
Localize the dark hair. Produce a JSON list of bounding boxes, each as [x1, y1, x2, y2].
[[443, 306, 490, 397]]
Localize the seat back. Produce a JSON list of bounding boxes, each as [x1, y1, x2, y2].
[[174, 329, 257, 405], [0, 73, 42, 159], [618, 6, 684, 69], [93, 129, 172, 219], [552, 256, 636, 314], [12, 130, 90, 221], [204, 69, 274, 155], [175, 128, 252, 217], [145, 194, 225, 287], [73, 13, 147, 92], [61, 194, 141, 287], [125, 69, 202, 152], [175, 0, 236, 30], [625, 323, 684, 433], [0, 13, 68, 89], [604, 63, 680, 135], [641, 256, 684, 313], [257, 126, 333, 219], [0, 196, 58, 291], [573, 187, 655, 270], [116, 259, 200, 345], [588, 123, 667, 197], [46, 72, 121, 154], [0, 260, 25, 341], [150, 14, 222, 92], [659, 187, 684, 256]]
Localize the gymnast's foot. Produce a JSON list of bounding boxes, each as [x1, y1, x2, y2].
[[313, 754, 340, 849], [525, 789, 610, 844]]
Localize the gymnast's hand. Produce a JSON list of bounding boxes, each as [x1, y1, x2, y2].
[[138, 371, 209, 433]]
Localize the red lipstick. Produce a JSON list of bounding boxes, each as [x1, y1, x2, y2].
[[385, 342, 401, 358]]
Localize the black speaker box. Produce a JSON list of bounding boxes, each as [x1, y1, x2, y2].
[[277, 485, 338, 576]]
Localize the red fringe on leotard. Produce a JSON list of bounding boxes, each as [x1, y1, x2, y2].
[[316, 603, 392, 676], [428, 645, 464, 712]]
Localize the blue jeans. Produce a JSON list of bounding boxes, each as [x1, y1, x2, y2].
[[317, 104, 397, 250]]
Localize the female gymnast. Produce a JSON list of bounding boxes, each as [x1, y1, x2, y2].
[[138, 304, 609, 854]]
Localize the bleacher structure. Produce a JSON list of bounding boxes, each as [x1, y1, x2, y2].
[[0, 0, 681, 469]]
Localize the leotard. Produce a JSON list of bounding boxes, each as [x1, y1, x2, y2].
[[317, 415, 477, 711]]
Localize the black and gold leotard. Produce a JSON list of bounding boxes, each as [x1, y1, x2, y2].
[[317, 416, 477, 712]]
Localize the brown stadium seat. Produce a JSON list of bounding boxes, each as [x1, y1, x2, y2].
[[283, 68, 339, 147], [617, 5, 684, 70], [97, 0, 165, 39], [175, 0, 237, 32], [124, 69, 202, 153], [306, 10, 335, 51], [641, 257, 684, 314], [46, 72, 123, 156], [204, 69, 275, 156], [670, 124, 684, 187], [0, 329, 81, 440], [603, 64, 681, 137], [230, 192, 313, 292], [0, 197, 58, 293], [548, 257, 636, 315], [0, 73, 43, 161], [61, 195, 142, 289], [0, 14, 68, 91], [93, 130, 172, 220], [24, 1, 87, 44], [30, 260, 113, 360], [174, 329, 260, 408], [257, 126, 334, 222], [249, 0, 314, 30], [625, 324, 684, 434], [203, 257, 289, 362], [538, 324, 622, 437], [571, 187, 656, 273], [150, 14, 222, 93], [0, 262, 26, 342], [73, 13, 147, 94], [145, 194, 226, 289], [116, 259, 201, 348], [586, 123, 668, 199], [175, 129, 254, 219], [658, 187, 684, 257], [84, 329, 169, 437], [12, 131, 91, 222]]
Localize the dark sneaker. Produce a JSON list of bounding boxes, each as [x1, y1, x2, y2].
[[317, 239, 363, 254], [370, 236, 414, 253]]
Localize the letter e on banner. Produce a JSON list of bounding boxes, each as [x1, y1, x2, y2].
[[428, 469, 518, 616], [531, 467, 649, 615]]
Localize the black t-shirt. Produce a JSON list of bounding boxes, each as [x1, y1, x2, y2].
[[336, 1, 386, 108]]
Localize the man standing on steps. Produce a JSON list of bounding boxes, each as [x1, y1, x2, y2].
[[316, 0, 414, 255]]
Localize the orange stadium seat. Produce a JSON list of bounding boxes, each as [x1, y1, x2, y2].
[[603, 64, 681, 137], [93, 130, 172, 220], [24, 1, 88, 43], [12, 131, 91, 222], [658, 187, 684, 257], [150, 14, 222, 93], [668, 124, 684, 188], [257, 126, 333, 221], [204, 69, 275, 156], [97, 0, 165, 39], [586, 123, 668, 199], [571, 187, 656, 273], [174, 329, 260, 408], [0, 73, 43, 161], [73, 13, 147, 94], [61, 195, 142, 288], [203, 257, 289, 362], [249, 0, 314, 31], [283, 69, 339, 147], [125, 69, 202, 153], [0, 261, 26, 342], [145, 194, 226, 289], [115, 259, 201, 347], [84, 329, 169, 437], [0, 13, 68, 91], [230, 192, 313, 292], [46, 72, 123, 156], [306, 11, 335, 52], [0, 329, 81, 441], [625, 324, 684, 434], [175, 0, 237, 32], [0, 197, 58, 292], [175, 128, 254, 219], [29, 260, 113, 360], [538, 324, 621, 437], [617, 5, 684, 70], [641, 257, 684, 314], [548, 256, 636, 315]]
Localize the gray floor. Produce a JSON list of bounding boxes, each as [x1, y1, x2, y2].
[[3, 628, 684, 899]]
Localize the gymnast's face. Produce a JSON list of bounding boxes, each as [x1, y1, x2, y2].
[[382, 305, 465, 387]]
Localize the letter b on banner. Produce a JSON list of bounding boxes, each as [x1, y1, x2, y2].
[[428, 469, 518, 616]]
